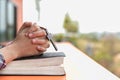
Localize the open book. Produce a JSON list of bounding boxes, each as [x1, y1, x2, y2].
[[0, 52, 65, 76]]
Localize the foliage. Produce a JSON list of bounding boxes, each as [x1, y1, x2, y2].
[[53, 33, 65, 42], [63, 13, 79, 33], [93, 50, 112, 62], [63, 13, 71, 29], [65, 36, 78, 46], [80, 33, 99, 42]]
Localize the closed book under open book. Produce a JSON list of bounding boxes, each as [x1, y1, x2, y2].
[[0, 52, 65, 76]]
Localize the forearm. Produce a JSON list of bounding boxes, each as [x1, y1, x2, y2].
[[0, 44, 18, 64]]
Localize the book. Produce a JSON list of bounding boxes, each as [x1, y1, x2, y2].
[[0, 52, 66, 76]]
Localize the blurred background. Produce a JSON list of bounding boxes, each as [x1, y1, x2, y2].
[[1, 0, 120, 78], [0, 0, 16, 42]]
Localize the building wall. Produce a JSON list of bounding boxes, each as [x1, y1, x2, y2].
[[11, 0, 23, 32]]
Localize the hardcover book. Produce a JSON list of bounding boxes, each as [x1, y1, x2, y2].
[[0, 52, 65, 76]]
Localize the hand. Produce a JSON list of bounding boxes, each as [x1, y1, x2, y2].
[[24, 22, 50, 52], [12, 22, 50, 58], [5, 22, 50, 52]]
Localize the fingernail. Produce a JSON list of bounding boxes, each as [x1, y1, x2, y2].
[[32, 39, 36, 43], [29, 33, 33, 37], [37, 46, 42, 49]]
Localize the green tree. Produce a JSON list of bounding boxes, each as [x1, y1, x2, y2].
[[63, 13, 79, 33], [63, 13, 71, 30]]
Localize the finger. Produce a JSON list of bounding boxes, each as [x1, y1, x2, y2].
[[32, 38, 48, 45], [37, 46, 47, 52], [25, 23, 38, 37], [42, 42, 50, 48], [27, 23, 41, 33], [28, 30, 46, 38], [37, 42, 50, 52], [19, 22, 32, 32]]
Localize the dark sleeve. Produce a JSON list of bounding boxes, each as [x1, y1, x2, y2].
[[0, 53, 6, 70]]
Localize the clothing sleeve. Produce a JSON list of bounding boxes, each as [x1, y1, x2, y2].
[[0, 53, 6, 70]]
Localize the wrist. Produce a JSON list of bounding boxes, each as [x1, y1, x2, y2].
[[0, 44, 19, 64]]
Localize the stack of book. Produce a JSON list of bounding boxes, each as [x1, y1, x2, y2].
[[0, 52, 65, 76]]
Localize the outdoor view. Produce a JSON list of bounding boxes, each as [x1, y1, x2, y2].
[[23, 0, 120, 77]]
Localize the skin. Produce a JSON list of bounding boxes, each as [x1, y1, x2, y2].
[[0, 22, 50, 64]]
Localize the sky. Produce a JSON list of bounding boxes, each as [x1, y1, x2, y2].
[[23, 0, 120, 34]]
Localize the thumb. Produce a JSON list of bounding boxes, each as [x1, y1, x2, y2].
[[18, 22, 32, 33]]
